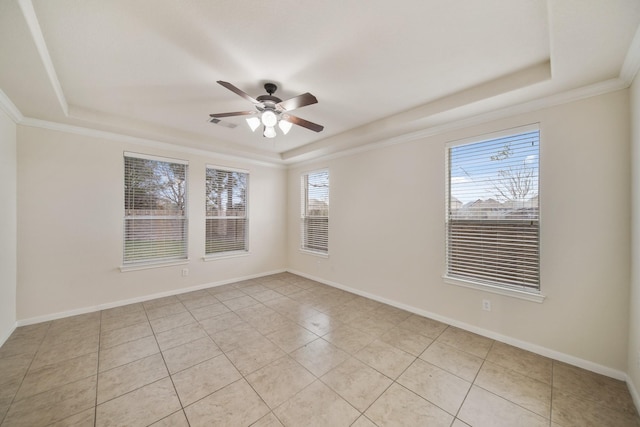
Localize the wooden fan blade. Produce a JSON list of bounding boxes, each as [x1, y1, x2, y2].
[[217, 81, 260, 104], [209, 111, 255, 118], [277, 93, 318, 111], [285, 114, 324, 132], [208, 117, 237, 128]]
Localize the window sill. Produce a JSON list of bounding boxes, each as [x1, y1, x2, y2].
[[120, 259, 189, 272], [202, 251, 250, 262], [443, 275, 545, 303], [299, 248, 329, 258]]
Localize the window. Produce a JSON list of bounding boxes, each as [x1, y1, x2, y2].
[[301, 169, 329, 254], [205, 167, 248, 256], [446, 127, 540, 291], [123, 152, 188, 266]]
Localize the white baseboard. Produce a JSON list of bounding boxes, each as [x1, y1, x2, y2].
[[15, 269, 286, 327], [11, 267, 631, 384], [288, 269, 628, 381], [0, 323, 17, 347], [628, 375, 640, 414]]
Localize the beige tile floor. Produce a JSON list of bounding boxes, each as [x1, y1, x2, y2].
[[0, 272, 638, 426]]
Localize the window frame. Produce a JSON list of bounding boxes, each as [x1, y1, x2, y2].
[[300, 168, 330, 256], [444, 125, 545, 302], [121, 152, 189, 271], [204, 165, 250, 260]]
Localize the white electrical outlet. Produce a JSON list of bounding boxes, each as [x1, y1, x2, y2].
[[181, 268, 189, 277], [482, 299, 491, 311]]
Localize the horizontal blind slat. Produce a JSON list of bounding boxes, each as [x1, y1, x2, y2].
[[205, 168, 249, 255], [446, 129, 540, 289], [123, 154, 188, 264], [301, 170, 329, 253]]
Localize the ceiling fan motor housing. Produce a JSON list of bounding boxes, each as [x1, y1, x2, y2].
[[257, 83, 282, 109], [257, 83, 282, 110]]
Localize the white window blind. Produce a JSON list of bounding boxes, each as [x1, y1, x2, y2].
[[446, 128, 540, 290], [123, 153, 188, 265], [301, 169, 329, 254], [205, 167, 248, 255]]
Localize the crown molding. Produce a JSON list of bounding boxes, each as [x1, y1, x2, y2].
[[14, 76, 624, 170], [19, 117, 286, 168], [17, 0, 68, 117], [5, 76, 627, 171], [287, 77, 628, 168], [6, 2, 639, 169], [0, 87, 284, 168], [0, 89, 24, 123], [621, 24, 640, 85]]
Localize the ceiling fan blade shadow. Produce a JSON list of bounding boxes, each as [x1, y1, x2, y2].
[[209, 111, 255, 118], [284, 114, 324, 132], [277, 93, 318, 111], [217, 81, 260, 104]]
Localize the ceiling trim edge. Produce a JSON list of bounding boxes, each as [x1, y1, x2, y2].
[[3, 76, 628, 170], [0, 89, 24, 123], [0, 86, 283, 168], [3, 76, 628, 171], [621, 24, 640, 84], [7, 5, 639, 170], [18, 116, 286, 169], [285, 77, 628, 168], [17, 0, 69, 116]]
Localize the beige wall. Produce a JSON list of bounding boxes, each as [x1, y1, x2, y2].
[[16, 125, 287, 321], [288, 90, 631, 374], [8, 87, 635, 379], [0, 108, 17, 343], [630, 74, 640, 400]]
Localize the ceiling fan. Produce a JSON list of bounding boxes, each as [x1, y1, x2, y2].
[[209, 81, 324, 138]]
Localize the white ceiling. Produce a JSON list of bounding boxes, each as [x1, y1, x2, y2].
[[1, 0, 639, 164]]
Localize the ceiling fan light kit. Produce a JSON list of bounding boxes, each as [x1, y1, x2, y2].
[[246, 116, 261, 132], [261, 110, 278, 127], [278, 119, 293, 135], [263, 125, 277, 138], [209, 81, 324, 139]]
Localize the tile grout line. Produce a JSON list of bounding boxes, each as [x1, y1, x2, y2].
[[453, 337, 494, 424], [319, 316, 447, 422], [146, 299, 193, 426], [202, 281, 355, 425], [4, 273, 635, 426], [0, 321, 52, 427], [390, 325, 472, 423], [6, 318, 101, 426], [99, 302, 191, 424], [179, 284, 276, 424], [105, 279, 265, 422], [213, 293, 291, 422]]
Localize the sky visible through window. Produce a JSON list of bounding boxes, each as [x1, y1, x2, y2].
[[449, 130, 539, 206], [307, 170, 329, 207]]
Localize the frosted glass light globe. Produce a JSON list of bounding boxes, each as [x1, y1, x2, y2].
[[261, 110, 278, 127], [263, 126, 277, 138], [278, 120, 293, 135], [246, 116, 260, 132]]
